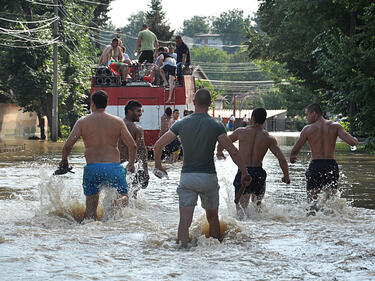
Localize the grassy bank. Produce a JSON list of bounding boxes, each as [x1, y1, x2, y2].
[[335, 142, 374, 154]]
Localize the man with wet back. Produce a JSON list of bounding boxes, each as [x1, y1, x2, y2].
[[217, 108, 290, 218], [118, 100, 150, 198], [59, 90, 137, 220], [290, 103, 358, 213], [154, 88, 251, 248]]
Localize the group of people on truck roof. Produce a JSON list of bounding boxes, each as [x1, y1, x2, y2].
[[98, 23, 191, 92]]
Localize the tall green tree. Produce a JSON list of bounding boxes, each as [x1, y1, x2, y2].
[[182, 16, 210, 37], [146, 0, 174, 41], [0, 0, 114, 139], [212, 9, 251, 53]]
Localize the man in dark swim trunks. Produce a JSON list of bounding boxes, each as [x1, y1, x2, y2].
[[217, 108, 290, 218], [290, 103, 358, 212], [118, 100, 150, 198]]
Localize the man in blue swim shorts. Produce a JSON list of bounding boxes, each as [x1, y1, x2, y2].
[[59, 90, 137, 220]]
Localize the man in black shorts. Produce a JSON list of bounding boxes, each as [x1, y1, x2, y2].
[[290, 104, 358, 214], [134, 24, 159, 64], [217, 108, 290, 218]]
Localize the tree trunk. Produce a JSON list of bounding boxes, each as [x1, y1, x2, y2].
[[37, 114, 46, 140], [349, 9, 357, 135]]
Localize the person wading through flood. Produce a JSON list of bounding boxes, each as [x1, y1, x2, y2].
[[118, 100, 150, 199], [290, 103, 358, 215], [153, 88, 251, 248], [217, 108, 290, 218], [59, 90, 136, 220]]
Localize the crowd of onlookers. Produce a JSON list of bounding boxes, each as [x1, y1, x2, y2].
[[98, 23, 191, 101]]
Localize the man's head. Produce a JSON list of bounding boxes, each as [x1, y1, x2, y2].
[[158, 46, 165, 53], [173, 109, 180, 120], [251, 108, 267, 125], [111, 38, 119, 49], [175, 35, 183, 47], [165, 107, 172, 117], [92, 90, 108, 109], [194, 88, 211, 108], [306, 103, 322, 124], [141, 24, 148, 30], [125, 100, 142, 122], [168, 44, 175, 53]]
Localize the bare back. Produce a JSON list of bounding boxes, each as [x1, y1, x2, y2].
[[75, 112, 129, 163], [303, 119, 339, 159], [234, 126, 274, 167]]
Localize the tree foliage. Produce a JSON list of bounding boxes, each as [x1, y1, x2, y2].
[[0, 0, 113, 138], [146, 0, 174, 41], [182, 16, 210, 37], [246, 0, 375, 137]]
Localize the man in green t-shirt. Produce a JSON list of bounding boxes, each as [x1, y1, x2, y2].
[[134, 24, 159, 64], [154, 89, 251, 248]]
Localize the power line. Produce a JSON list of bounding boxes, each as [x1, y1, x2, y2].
[[0, 16, 59, 24], [25, 0, 61, 7], [76, 0, 110, 5]]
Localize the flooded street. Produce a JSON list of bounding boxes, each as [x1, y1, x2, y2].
[[0, 133, 375, 280]]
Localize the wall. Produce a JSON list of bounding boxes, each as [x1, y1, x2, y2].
[[0, 103, 42, 138]]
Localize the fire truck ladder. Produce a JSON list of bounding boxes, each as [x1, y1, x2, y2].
[[163, 84, 176, 110]]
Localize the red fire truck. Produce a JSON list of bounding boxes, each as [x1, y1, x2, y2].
[[90, 64, 196, 147]]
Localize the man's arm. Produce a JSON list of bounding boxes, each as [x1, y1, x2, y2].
[[337, 124, 358, 146], [217, 133, 251, 186], [120, 122, 137, 173], [216, 130, 239, 159], [269, 137, 290, 184], [154, 130, 176, 177], [154, 39, 159, 59], [99, 46, 110, 65], [290, 127, 308, 163], [134, 36, 141, 54], [60, 120, 82, 167], [135, 127, 148, 174], [182, 53, 187, 67]]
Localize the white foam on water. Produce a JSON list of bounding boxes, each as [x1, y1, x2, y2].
[[1, 150, 375, 280]]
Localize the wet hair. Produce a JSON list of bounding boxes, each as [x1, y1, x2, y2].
[[142, 24, 148, 29], [306, 103, 322, 116], [165, 107, 172, 116], [173, 109, 179, 113], [252, 108, 267, 124], [158, 46, 165, 52], [194, 88, 211, 107], [175, 35, 182, 40], [92, 90, 108, 109], [112, 38, 119, 44], [125, 100, 142, 115]]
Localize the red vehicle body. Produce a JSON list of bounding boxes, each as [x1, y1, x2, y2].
[[91, 69, 195, 148]]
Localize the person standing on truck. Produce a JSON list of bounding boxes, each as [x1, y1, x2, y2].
[[134, 24, 159, 64]]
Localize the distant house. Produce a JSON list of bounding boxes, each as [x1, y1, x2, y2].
[[210, 109, 287, 131], [193, 34, 223, 50]]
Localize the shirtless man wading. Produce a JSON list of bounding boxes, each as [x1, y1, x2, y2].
[[59, 90, 137, 220], [118, 100, 150, 198], [290, 103, 358, 213], [217, 108, 290, 217], [154, 89, 251, 248]]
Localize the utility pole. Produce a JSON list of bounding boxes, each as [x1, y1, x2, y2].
[[51, 0, 59, 141]]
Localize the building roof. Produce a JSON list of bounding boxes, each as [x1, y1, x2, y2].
[[195, 33, 221, 37], [210, 109, 287, 119]]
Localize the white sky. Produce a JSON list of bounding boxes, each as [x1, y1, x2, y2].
[[108, 0, 259, 30]]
